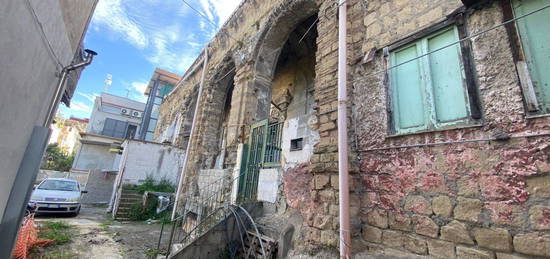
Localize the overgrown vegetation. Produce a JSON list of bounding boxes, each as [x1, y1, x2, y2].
[[41, 144, 74, 172], [126, 198, 171, 223], [145, 248, 161, 259], [38, 221, 74, 245], [122, 176, 175, 194]]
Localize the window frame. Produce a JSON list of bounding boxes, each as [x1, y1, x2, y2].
[[501, 0, 550, 116], [384, 14, 482, 136]]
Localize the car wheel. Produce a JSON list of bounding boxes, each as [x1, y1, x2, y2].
[[70, 206, 80, 217]]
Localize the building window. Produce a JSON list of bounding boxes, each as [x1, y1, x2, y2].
[[512, 0, 550, 114], [290, 138, 303, 151], [389, 26, 477, 135], [102, 118, 135, 139]]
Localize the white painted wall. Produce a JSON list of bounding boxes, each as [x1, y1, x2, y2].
[[72, 144, 118, 171], [118, 140, 185, 185]]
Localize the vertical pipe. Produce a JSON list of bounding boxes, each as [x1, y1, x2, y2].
[[172, 47, 209, 220], [337, 0, 351, 258]]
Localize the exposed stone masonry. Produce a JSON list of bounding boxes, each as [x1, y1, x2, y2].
[[157, 0, 550, 257]]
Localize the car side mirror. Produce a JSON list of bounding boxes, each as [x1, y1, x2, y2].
[[81, 190, 88, 194]]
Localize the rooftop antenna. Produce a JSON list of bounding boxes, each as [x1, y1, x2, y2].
[[103, 74, 112, 92], [125, 87, 131, 98]]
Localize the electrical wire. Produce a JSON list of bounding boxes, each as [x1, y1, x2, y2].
[[354, 2, 550, 81]]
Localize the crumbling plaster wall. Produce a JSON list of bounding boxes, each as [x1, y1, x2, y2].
[[349, 0, 550, 258], [159, 0, 550, 257]]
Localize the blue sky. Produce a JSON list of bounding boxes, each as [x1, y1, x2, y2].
[[60, 0, 241, 119]]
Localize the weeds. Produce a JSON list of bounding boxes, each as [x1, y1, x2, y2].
[[145, 248, 161, 258], [122, 176, 175, 194], [39, 221, 74, 245]]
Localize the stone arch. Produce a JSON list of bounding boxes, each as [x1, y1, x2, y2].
[[197, 54, 238, 169], [250, 0, 321, 121]]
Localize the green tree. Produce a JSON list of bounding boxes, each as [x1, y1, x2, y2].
[[42, 144, 74, 171]]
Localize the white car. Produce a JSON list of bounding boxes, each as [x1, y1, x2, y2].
[[28, 178, 87, 216]]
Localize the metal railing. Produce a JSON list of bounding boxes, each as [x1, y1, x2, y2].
[[159, 171, 246, 256]]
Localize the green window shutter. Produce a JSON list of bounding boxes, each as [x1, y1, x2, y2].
[[427, 28, 469, 122], [513, 0, 550, 113], [391, 44, 427, 132]]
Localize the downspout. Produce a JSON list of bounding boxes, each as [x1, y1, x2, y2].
[[43, 49, 98, 126], [172, 46, 209, 219], [337, 0, 351, 258]]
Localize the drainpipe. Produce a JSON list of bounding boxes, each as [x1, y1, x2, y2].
[[172, 46, 209, 220], [337, 0, 351, 258], [44, 49, 98, 126]]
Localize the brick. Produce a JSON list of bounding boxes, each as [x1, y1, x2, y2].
[[403, 234, 427, 255], [405, 195, 433, 215], [474, 227, 513, 252], [513, 232, 550, 257], [526, 174, 550, 197], [412, 215, 439, 238], [382, 230, 404, 249], [432, 196, 453, 218], [441, 220, 474, 245], [314, 174, 330, 190], [362, 225, 382, 243], [365, 209, 388, 229], [529, 205, 550, 230], [456, 246, 494, 259], [389, 212, 412, 232], [454, 197, 483, 223], [428, 239, 455, 259]]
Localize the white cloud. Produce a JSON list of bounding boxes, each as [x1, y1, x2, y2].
[[91, 0, 241, 74], [131, 81, 149, 95], [77, 92, 99, 103], [92, 0, 148, 48], [70, 101, 92, 113]]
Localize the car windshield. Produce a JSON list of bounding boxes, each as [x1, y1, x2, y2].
[[38, 180, 79, 191]]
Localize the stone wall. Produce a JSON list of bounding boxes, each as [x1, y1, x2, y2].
[[351, 0, 550, 258], [158, 0, 550, 257]]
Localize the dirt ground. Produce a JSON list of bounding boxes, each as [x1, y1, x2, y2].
[[33, 204, 171, 259]]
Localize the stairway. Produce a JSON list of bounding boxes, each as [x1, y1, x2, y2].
[[115, 189, 143, 220]]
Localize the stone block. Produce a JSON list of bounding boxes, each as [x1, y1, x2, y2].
[[456, 246, 494, 259], [458, 176, 480, 197], [403, 234, 427, 255], [495, 253, 527, 259], [382, 230, 404, 249], [389, 212, 412, 232], [362, 225, 382, 243], [428, 239, 456, 259], [412, 215, 439, 238], [454, 197, 483, 223], [320, 230, 338, 247], [513, 232, 550, 257], [313, 215, 332, 230], [474, 227, 512, 252], [314, 174, 330, 190], [330, 174, 339, 190], [529, 205, 550, 230], [441, 220, 474, 245], [432, 196, 453, 217], [486, 202, 523, 227], [405, 195, 433, 215], [526, 174, 550, 197], [366, 209, 388, 229]]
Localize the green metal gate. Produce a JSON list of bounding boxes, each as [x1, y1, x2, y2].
[[237, 120, 283, 202]]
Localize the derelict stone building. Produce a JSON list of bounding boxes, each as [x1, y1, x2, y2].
[[157, 0, 550, 257]]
